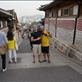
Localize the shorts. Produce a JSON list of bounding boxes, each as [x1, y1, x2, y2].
[[33, 44, 41, 55], [41, 46, 49, 54]]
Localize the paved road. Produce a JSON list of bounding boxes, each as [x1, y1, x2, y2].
[[0, 38, 82, 82], [17, 38, 31, 53]]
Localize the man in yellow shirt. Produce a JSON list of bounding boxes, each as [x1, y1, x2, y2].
[[41, 28, 52, 63]]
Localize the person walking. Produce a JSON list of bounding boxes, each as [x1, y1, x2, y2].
[[41, 28, 52, 63], [28, 29, 33, 50], [0, 31, 8, 72], [31, 25, 42, 63], [7, 28, 17, 63]]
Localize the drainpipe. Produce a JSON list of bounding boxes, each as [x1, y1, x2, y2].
[[72, 3, 80, 45]]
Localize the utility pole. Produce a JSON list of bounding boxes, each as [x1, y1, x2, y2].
[[72, 2, 80, 45]]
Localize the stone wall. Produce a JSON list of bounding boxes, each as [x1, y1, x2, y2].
[[52, 38, 82, 62]]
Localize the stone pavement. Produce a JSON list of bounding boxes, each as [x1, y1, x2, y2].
[[0, 38, 82, 82]]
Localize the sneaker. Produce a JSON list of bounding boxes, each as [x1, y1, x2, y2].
[[38, 60, 42, 63], [32, 61, 35, 63], [2, 68, 7, 72], [48, 60, 51, 63], [14, 60, 17, 63], [8, 61, 13, 64], [42, 60, 47, 62]]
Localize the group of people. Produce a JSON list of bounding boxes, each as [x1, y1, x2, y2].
[[28, 25, 52, 63], [0, 25, 18, 72], [0, 24, 52, 72]]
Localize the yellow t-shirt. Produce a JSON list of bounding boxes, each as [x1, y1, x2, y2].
[[8, 40, 15, 49], [41, 31, 49, 47]]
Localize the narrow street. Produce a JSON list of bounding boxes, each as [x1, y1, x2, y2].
[[0, 38, 82, 82], [1, 0, 82, 82]]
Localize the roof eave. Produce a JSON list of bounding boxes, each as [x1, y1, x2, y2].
[[0, 8, 13, 18]]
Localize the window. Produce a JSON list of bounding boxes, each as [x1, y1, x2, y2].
[[69, 7, 73, 15], [45, 12, 48, 18], [58, 9, 61, 16], [52, 9, 55, 17], [5, 21, 7, 27], [49, 11, 52, 17], [73, 5, 78, 15], [61, 6, 74, 16], [63, 8, 69, 16], [0, 21, 3, 28], [45, 11, 49, 18]]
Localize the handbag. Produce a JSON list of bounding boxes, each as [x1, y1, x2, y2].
[[0, 44, 8, 55]]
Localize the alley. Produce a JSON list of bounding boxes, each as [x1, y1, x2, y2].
[[0, 38, 82, 82]]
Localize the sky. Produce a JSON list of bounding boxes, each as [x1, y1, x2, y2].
[[0, 1, 52, 18]]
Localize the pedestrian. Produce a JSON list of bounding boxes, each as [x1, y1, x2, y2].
[[28, 29, 33, 50], [31, 25, 42, 63], [41, 27, 52, 63], [0, 31, 8, 72], [7, 28, 17, 63], [13, 29, 18, 51]]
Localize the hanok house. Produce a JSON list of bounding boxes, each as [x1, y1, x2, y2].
[[39, 0, 82, 61], [0, 8, 12, 33], [7, 9, 18, 30], [0, 8, 20, 43]]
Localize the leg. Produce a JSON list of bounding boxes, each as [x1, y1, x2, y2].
[[46, 46, 50, 63], [43, 53, 47, 62], [13, 49, 17, 62], [47, 53, 50, 63], [32, 54, 35, 63], [1, 54, 6, 69], [42, 47, 47, 62], [32, 45, 36, 63], [38, 45, 42, 62], [9, 50, 12, 62], [29, 38, 32, 50]]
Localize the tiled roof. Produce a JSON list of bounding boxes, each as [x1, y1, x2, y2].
[[39, 0, 82, 11], [0, 8, 12, 18]]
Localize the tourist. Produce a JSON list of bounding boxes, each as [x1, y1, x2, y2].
[[7, 28, 17, 63], [31, 25, 42, 63], [0, 31, 8, 72], [41, 27, 52, 63]]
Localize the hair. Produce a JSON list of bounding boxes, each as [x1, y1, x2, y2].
[[7, 29, 14, 41]]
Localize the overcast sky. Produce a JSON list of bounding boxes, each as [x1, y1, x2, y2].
[[0, 1, 52, 18]]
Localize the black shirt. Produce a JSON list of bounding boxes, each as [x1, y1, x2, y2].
[[31, 31, 41, 44]]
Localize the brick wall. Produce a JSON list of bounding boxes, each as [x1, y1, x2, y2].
[[57, 18, 75, 45], [75, 17, 82, 53], [77, 18, 82, 31], [45, 17, 82, 53], [57, 18, 75, 30]]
